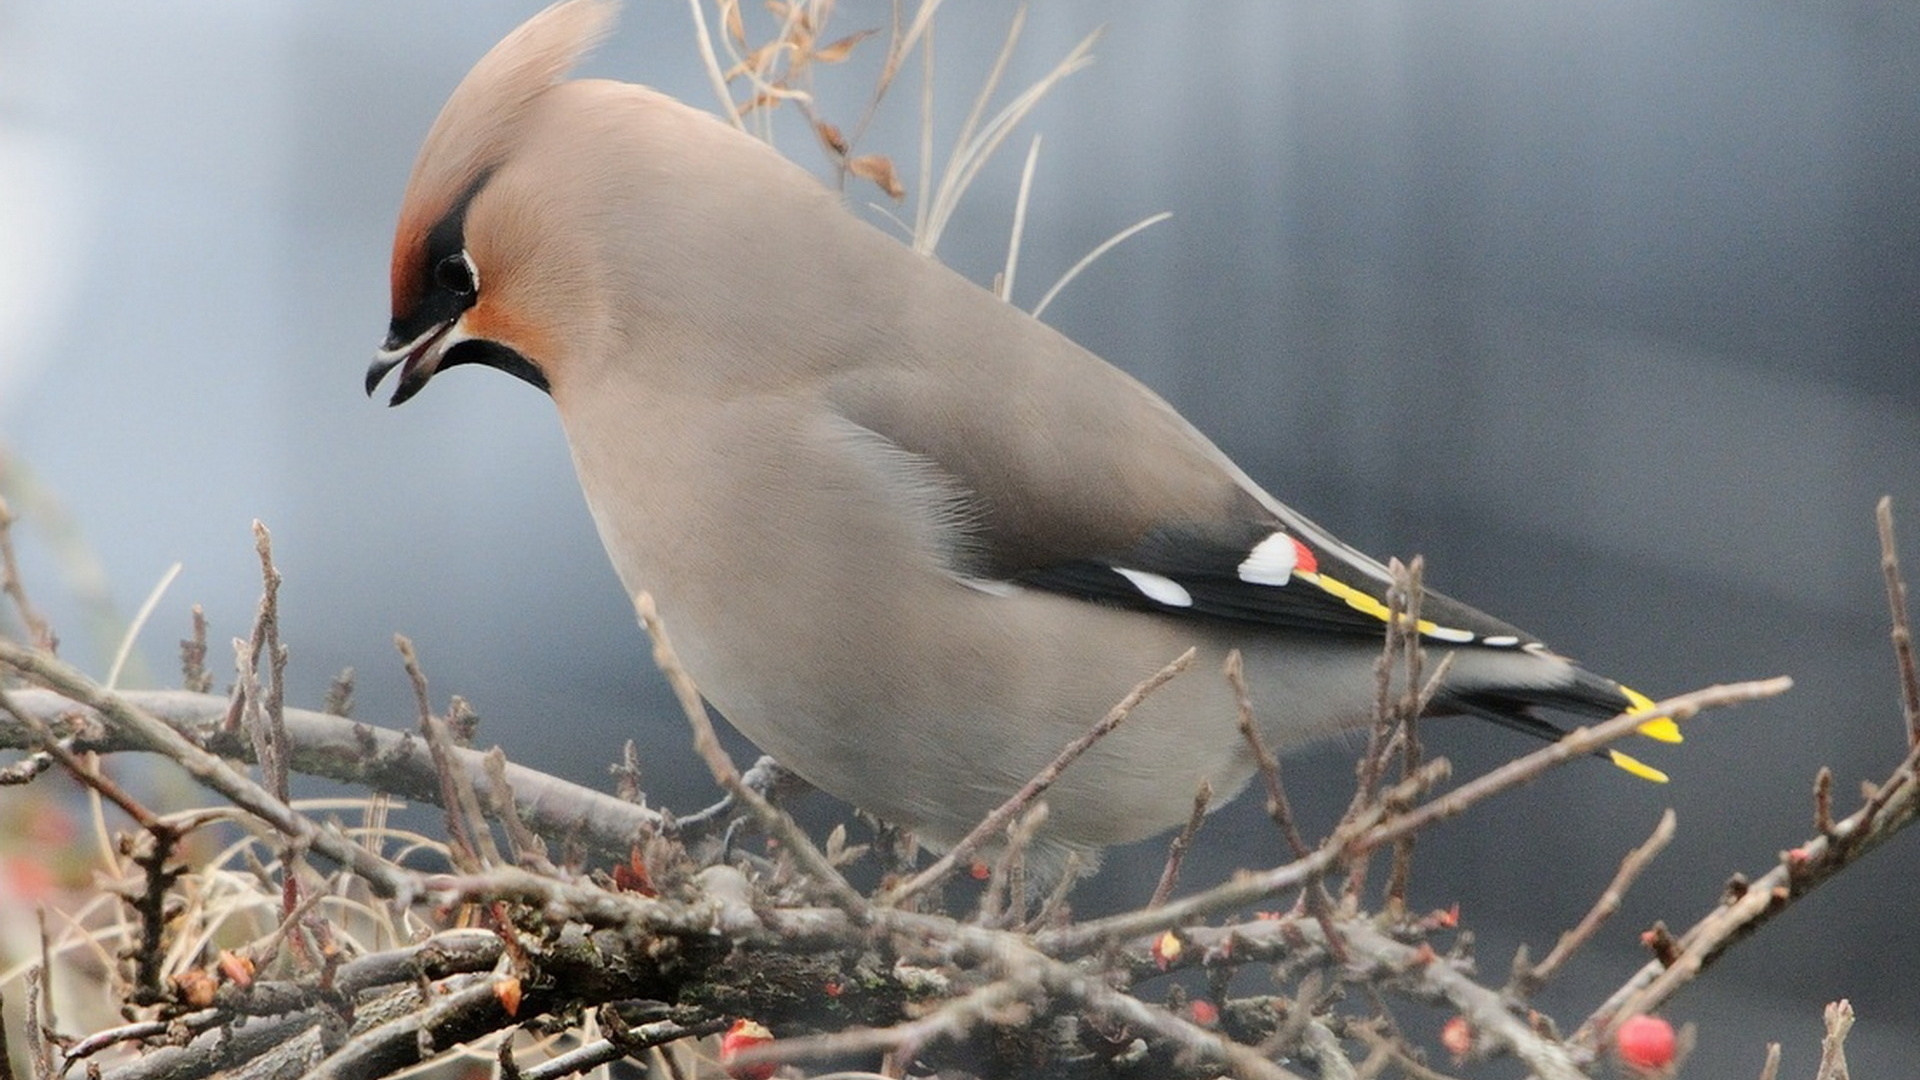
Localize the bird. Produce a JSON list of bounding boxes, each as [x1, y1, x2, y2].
[[366, 0, 1677, 875]]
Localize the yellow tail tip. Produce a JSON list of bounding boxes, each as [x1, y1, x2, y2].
[[1623, 687, 1683, 744], [1635, 716, 1683, 743], [1609, 749, 1670, 783]]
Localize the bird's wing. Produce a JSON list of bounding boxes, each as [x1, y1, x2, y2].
[[823, 356, 1534, 652], [820, 335, 1678, 762]]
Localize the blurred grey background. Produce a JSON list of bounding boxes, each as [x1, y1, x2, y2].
[[3, 0, 1918, 1074]]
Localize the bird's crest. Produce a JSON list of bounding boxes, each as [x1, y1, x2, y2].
[[389, 0, 619, 320]]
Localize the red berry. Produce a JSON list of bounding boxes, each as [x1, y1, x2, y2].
[[1615, 1014, 1676, 1071], [720, 1019, 776, 1080]]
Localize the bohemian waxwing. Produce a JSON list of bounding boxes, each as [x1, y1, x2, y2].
[[366, 0, 1676, 874]]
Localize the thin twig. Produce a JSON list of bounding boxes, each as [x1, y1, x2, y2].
[[1384, 558, 1427, 913], [1227, 647, 1349, 962], [1148, 779, 1211, 909], [1049, 964, 1309, 1080], [1228, 651, 1310, 860], [180, 604, 212, 693], [1036, 771, 1418, 957], [1343, 562, 1417, 906], [1521, 808, 1676, 991], [485, 747, 554, 871], [1355, 680, 1792, 860], [1047, 678, 1782, 959], [731, 975, 1038, 1073], [397, 634, 497, 871], [0, 686, 164, 832], [517, 1017, 729, 1080], [24, 968, 52, 1080], [884, 647, 1196, 906], [255, 523, 292, 797], [977, 803, 1045, 928], [1813, 766, 1835, 836], [634, 592, 869, 916], [0, 492, 56, 652], [1338, 919, 1590, 1080], [1816, 999, 1853, 1080], [1876, 497, 1920, 747], [1576, 731, 1916, 1044]]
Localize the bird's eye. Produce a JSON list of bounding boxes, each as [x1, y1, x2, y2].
[[435, 251, 478, 296]]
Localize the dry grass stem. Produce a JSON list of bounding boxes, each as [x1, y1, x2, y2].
[[687, 0, 745, 130], [1030, 210, 1173, 319], [104, 560, 180, 690]]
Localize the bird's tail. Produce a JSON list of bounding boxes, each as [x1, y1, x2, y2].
[[1432, 665, 1677, 782]]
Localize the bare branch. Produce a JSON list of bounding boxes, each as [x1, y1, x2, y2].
[[1816, 999, 1854, 1080], [1520, 808, 1677, 991], [1577, 734, 1919, 1044], [0, 687, 661, 859], [0, 639, 418, 899], [1877, 497, 1920, 748]]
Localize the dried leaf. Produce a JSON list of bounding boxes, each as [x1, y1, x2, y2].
[[216, 950, 255, 989], [813, 28, 876, 64], [173, 969, 217, 1009], [727, 42, 784, 81], [495, 975, 523, 1017], [738, 89, 782, 116], [815, 119, 848, 156], [611, 848, 658, 895], [847, 153, 905, 200]]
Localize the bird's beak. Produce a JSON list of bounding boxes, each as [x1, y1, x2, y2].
[[366, 317, 465, 407]]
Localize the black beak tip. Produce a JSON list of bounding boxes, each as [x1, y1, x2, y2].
[[365, 359, 392, 398], [387, 377, 425, 408]]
